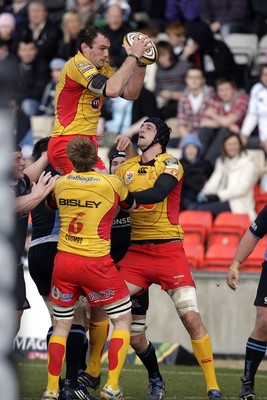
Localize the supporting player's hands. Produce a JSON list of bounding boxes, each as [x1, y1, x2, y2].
[[31, 171, 59, 199], [227, 260, 241, 291]]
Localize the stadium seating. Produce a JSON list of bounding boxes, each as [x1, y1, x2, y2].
[[179, 210, 213, 244], [207, 212, 250, 248], [201, 244, 237, 271], [241, 242, 266, 272], [183, 242, 205, 269]]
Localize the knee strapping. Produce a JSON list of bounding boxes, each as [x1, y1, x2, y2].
[[131, 319, 147, 336], [53, 304, 75, 320], [170, 287, 199, 317], [104, 296, 132, 319]]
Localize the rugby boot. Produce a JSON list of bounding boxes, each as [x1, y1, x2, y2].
[[42, 391, 59, 400], [147, 376, 165, 400], [100, 384, 124, 400], [208, 389, 224, 399], [239, 376, 256, 400], [77, 371, 101, 390]]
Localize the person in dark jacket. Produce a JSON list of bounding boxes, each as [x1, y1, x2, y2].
[[184, 21, 240, 88], [180, 133, 213, 210]]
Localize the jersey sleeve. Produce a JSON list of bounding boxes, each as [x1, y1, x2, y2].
[[162, 156, 182, 181], [111, 175, 135, 209], [249, 205, 267, 239]]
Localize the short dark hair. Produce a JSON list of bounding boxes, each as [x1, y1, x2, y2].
[[215, 76, 237, 89], [186, 66, 204, 77], [77, 26, 110, 52], [32, 137, 50, 161], [156, 40, 176, 65], [66, 137, 97, 172]]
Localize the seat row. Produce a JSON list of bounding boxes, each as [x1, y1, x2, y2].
[[180, 210, 266, 272]]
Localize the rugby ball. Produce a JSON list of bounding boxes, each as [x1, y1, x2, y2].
[[123, 31, 158, 65]]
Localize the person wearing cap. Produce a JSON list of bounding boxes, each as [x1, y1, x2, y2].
[[38, 58, 66, 116], [47, 25, 153, 175], [115, 117, 224, 400]]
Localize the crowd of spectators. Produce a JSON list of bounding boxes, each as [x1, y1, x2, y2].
[[1, 0, 267, 217]]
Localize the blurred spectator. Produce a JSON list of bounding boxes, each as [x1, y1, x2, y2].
[[251, 0, 267, 39], [199, 76, 248, 165], [177, 66, 214, 142], [38, 57, 65, 115], [165, 21, 186, 56], [179, 133, 213, 210], [17, 38, 50, 116], [129, 0, 167, 31], [165, 0, 200, 23], [240, 64, 267, 153], [0, 39, 19, 106], [200, 0, 251, 39], [0, 12, 16, 52], [155, 40, 191, 120], [3, 0, 28, 38], [184, 21, 240, 88], [20, 0, 61, 62], [44, 0, 66, 24], [9, 97, 34, 157], [68, 0, 104, 26], [102, 2, 132, 68], [190, 131, 257, 221], [57, 10, 83, 60]]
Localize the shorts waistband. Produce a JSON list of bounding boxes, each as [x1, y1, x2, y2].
[[132, 239, 183, 245]]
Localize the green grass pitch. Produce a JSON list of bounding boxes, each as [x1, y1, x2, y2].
[[17, 360, 267, 399]]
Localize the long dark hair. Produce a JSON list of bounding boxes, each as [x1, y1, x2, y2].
[[221, 130, 245, 160]]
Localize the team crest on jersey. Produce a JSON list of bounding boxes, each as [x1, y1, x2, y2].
[[92, 98, 101, 109], [164, 157, 179, 167], [125, 171, 134, 184]]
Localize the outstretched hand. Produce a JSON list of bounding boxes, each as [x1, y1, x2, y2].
[[226, 261, 241, 291]]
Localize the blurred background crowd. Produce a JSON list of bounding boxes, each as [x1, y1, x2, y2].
[[2, 0, 267, 217]]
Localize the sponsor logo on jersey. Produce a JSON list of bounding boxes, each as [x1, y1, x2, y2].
[[59, 198, 101, 208], [67, 174, 100, 183], [251, 222, 257, 231], [125, 171, 134, 184], [82, 66, 94, 73], [138, 167, 148, 174], [78, 62, 89, 67], [88, 288, 115, 302], [264, 296, 267, 304], [164, 157, 178, 166], [51, 286, 74, 302], [92, 97, 101, 109]]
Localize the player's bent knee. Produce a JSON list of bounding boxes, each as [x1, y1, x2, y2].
[[53, 304, 75, 320], [170, 287, 199, 317], [131, 318, 147, 336], [104, 296, 132, 319]]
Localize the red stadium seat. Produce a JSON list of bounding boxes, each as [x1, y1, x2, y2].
[[241, 243, 266, 272], [207, 212, 250, 248], [201, 244, 237, 271], [255, 192, 267, 214], [183, 242, 205, 269], [179, 210, 213, 244]]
